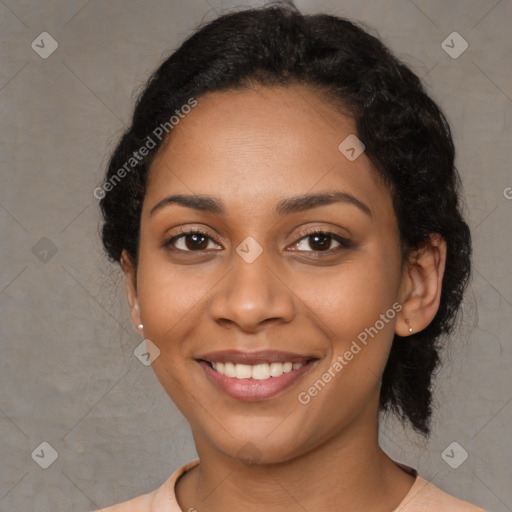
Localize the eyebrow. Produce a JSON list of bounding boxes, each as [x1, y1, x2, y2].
[[149, 191, 372, 218]]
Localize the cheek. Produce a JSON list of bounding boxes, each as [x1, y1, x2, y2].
[[135, 258, 204, 409], [137, 224, 209, 311], [294, 264, 399, 431], [293, 247, 402, 407], [298, 250, 401, 340], [135, 251, 206, 354]]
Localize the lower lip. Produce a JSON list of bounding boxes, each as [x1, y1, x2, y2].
[[198, 360, 316, 401]]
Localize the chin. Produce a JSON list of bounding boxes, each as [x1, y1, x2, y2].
[[197, 421, 312, 466]]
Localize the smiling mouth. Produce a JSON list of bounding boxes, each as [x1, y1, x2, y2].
[[195, 349, 320, 400], [196, 356, 319, 401], [201, 359, 317, 380]]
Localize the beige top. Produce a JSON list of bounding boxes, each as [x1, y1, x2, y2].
[[95, 459, 487, 511]]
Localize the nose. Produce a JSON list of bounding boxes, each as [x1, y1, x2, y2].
[[208, 250, 296, 333]]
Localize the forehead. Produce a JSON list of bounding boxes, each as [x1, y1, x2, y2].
[[143, 84, 392, 220]]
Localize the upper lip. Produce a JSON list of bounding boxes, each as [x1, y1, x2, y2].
[[196, 350, 318, 365]]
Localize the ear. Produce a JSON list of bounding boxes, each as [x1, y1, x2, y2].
[[120, 249, 142, 332], [395, 233, 447, 336]]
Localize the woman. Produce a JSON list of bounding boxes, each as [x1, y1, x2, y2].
[[95, 2, 486, 510]]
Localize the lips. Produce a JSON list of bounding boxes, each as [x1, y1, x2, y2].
[[195, 349, 319, 401]]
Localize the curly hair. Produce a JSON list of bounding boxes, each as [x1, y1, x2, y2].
[[98, 1, 472, 435]]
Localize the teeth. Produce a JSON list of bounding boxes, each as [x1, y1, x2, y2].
[[223, 362, 236, 378], [235, 363, 252, 379], [211, 361, 304, 379], [252, 364, 270, 380], [270, 362, 284, 377]]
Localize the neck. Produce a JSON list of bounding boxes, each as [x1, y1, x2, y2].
[[175, 411, 415, 512]]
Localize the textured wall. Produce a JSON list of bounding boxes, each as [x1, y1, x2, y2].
[[0, 1, 510, 511]]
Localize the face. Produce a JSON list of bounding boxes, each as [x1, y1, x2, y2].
[[125, 84, 410, 464]]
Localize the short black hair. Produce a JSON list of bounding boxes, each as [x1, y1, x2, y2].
[[98, 1, 472, 436]]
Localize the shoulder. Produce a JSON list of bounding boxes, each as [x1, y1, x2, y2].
[[399, 474, 488, 512], [92, 459, 200, 512], [94, 491, 154, 511]]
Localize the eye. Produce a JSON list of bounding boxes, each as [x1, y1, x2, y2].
[[165, 228, 222, 252], [291, 229, 351, 253], [164, 227, 352, 254]]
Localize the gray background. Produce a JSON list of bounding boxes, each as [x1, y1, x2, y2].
[[0, 0, 510, 511]]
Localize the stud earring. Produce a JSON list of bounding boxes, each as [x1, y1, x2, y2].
[[405, 319, 413, 334], [137, 323, 144, 331]]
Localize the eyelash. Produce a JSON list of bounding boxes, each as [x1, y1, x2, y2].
[[164, 226, 352, 255]]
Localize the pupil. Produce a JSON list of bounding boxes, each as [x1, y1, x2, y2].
[[187, 234, 207, 250], [311, 234, 330, 251]]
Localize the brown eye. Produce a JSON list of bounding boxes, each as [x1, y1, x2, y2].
[[307, 233, 334, 251], [182, 233, 209, 251], [293, 231, 348, 253], [166, 229, 221, 252]]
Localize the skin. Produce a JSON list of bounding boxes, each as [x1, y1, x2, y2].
[[121, 83, 447, 512]]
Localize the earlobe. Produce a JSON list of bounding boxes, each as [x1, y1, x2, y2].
[[395, 233, 447, 337], [120, 250, 142, 332]]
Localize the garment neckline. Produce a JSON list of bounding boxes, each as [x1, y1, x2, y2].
[[170, 458, 422, 511]]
